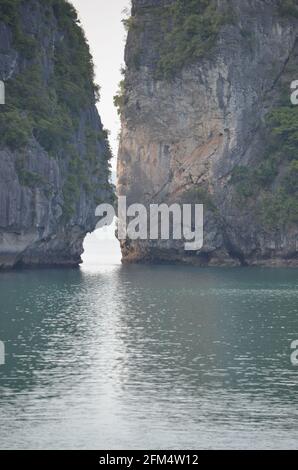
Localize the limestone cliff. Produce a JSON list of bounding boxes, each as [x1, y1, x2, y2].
[[0, 0, 114, 268], [117, 0, 298, 266]]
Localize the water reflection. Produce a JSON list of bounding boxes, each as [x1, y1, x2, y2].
[[82, 220, 122, 267], [0, 266, 297, 449]]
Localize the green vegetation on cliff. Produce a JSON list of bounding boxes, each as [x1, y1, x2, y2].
[[0, 0, 38, 58], [125, 0, 233, 80], [116, 0, 232, 115], [278, 0, 298, 17], [154, 0, 232, 80], [0, 0, 99, 151], [0, 0, 112, 219], [113, 75, 126, 116], [232, 82, 298, 228]]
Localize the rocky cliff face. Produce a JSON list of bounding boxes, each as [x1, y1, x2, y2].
[[117, 0, 298, 266], [0, 0, 114, 269]]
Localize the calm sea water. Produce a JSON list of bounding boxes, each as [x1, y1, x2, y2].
[[0, 264, 298, 449]]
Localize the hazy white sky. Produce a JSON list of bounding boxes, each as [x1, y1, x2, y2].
[[70, 1, 130, 264], [71, 0, 130, 171]]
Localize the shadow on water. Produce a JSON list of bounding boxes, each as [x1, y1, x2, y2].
[[0, 265, 298, 449]]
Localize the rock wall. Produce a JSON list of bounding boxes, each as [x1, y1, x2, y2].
[[0, 0, 114, 269], [118, 0, 298, 266]]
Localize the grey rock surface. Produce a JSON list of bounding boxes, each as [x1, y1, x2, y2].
[[0, 0, 114, 269], [118, 0, 298, 266]]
